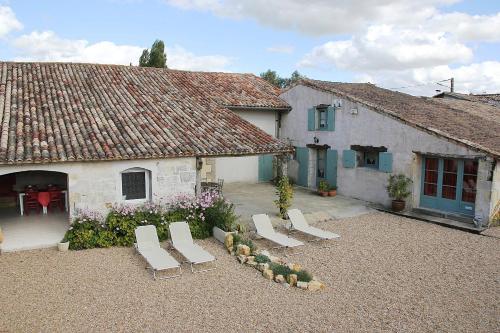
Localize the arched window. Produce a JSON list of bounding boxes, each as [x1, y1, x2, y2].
[[120, 168, 151, 202]]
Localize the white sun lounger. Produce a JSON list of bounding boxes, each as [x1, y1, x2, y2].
[[252, 214, 304, 254], [169, 221, 216, 273], [287, 209, 340, 241], [134, 225, 182, 280]]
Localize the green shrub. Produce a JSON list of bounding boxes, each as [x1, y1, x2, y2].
[[318, 180, 329, 192], [254, 254, 271, 264], [105, 212, 138, 247], [64, 215, 103, 250], [274, 176, 294, 218], [386, 174, 412, 200], [295, 269, 313, 282], [269, 262, 292, 278], [204, 198, 238, 232], [95, 230, 116, 248], [189, 220, 211, 239]]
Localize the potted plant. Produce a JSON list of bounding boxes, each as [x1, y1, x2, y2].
[[209, 198, 239, 243], [58, 237, 69, 252], [386, 174, 412, 212], [274, 176, 294, 219], [318, 180, 329, 197], [328, 186, 337, 197]]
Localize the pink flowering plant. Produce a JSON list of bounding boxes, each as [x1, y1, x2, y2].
[[64, 190, 238, 250]]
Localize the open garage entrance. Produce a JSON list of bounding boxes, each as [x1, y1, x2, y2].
[[0, 171, 70, 252]]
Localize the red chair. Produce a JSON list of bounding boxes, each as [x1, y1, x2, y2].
[[24, 189, 41, 215], [48, 189, 65, 212]]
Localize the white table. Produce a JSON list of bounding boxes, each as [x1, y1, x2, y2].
[[19, 190, 68, 216]]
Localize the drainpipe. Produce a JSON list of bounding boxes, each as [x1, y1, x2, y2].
[[195, 157, 203, 197]]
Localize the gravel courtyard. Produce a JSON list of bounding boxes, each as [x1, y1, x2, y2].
[[1, 212, 499, 332]]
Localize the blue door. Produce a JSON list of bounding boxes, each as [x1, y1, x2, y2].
[[296, 147, 309, 187], [420, 157, 477, 216], [258, 155, 274, 182]]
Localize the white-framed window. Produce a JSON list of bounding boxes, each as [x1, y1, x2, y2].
[[120, 168, 151, 202]]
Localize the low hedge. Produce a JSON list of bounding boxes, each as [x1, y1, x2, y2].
[[64, 192, 237, 250]]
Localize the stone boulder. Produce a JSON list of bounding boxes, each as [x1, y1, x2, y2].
[[236, 244, 251, 256], [287, 274, 298, 287], [297, 281, 308, 290], [257, 263, 269, 272], [237, 255, 247, 264], [224, 233, 233, 252], [307, 281, 325, 291], [274, 274, 285, 283], [263, 269, 274, 280]]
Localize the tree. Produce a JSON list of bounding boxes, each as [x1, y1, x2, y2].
[[139, 40, 167, 68], [260, 69, 306, 88], [260, 69, 284, 88]]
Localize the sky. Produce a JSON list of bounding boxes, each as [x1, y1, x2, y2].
[[0, 0, 499, 96]]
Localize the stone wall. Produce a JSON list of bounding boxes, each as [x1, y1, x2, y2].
[[0, 157, 196, 217]]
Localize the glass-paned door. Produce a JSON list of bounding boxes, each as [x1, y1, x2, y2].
[[420, 157, 478, 216], [316, 149, 326, 187]]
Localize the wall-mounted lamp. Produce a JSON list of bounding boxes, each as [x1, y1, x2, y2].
[[196, 157, 203, 170], [313, 137, 319, 144]]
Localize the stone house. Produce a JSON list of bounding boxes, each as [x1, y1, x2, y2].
[[280, 79, 500, 226], [0, 62, 291, 218]]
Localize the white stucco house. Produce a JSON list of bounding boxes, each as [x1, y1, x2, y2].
[[279, 79, 500, 226], [0, 62, 291, 251]]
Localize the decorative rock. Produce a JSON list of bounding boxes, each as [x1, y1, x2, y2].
[[236, 244, 251, 256], [297, 281, 308, 290], [224, 233, 233, 252], [257, 263, 269, 272], [292, 264, 302, 272], [283, 283, 290, 289], [246, 256, 255, 263], [287, 274, 298, 287], [274, 274, 285, 283], [262, 269, 274, 280], [259, 250, 271, 257], [237, 255, 247, 264], [0, 227, 4, 243], [307, 280, 325, 291], [246, 261, 258, 268]]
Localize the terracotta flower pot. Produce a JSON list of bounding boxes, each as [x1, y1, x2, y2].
[[328, 190, 337, 197], [391, 200, 406, 212], [319, 191, 328, 197]]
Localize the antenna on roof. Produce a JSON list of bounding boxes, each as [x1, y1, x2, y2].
[[450, 78, 454, 93]]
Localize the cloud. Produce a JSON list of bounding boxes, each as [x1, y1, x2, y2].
[[431, 12, 500, 42], [0, 6, 23, 38], [12, 31, 232, 71], [361, 61, 500, 96], [266, 45, 294, 54], [299, 25, 473, 71], [165, 0, 460, 35], [166, 45, 232, 71]]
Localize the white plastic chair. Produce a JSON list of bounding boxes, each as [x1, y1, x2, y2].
[[135, 225, 181, 280], [287, 209, 340, 241], [169, 222, 216, 273], [252, 214, 304, 254]]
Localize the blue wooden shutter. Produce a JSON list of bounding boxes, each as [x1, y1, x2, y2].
[[326, 149, 338, 187], [307, 108, 315, 131], [296, 147, 309, 187], [379, 152, 393, 173], [343, 150, 356, 168], [327, 106, 335, 131]]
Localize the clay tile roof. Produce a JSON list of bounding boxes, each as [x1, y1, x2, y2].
[[433, 91, 500, 108], [301, 79, 500, 158], [0, 62, 292, 165]]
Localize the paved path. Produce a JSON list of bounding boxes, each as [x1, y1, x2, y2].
[[223, 182, 374, 225]]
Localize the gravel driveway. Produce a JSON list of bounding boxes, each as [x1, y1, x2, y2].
[[1, 212, 499, 332]]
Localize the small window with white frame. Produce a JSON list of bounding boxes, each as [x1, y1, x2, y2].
[[317, 106, 327, 129], [121, 168, 151, 201]]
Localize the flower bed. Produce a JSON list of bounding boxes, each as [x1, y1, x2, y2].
[[225, 233, 325, 291], [64, 191, 238, 250]]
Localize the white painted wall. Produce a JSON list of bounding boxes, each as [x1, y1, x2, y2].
[[0, 158, 196, 216], [215, 109, 277, 183], [280, 85, 494, 223]]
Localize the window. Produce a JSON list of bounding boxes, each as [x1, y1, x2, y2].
[[462, 160, 478, 203], [423, 158, 438, 197], [363, 152, 379, 168], [317, 108, 327, 129], [121, 168, 150, 201], [308, 105, 335, 131]]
